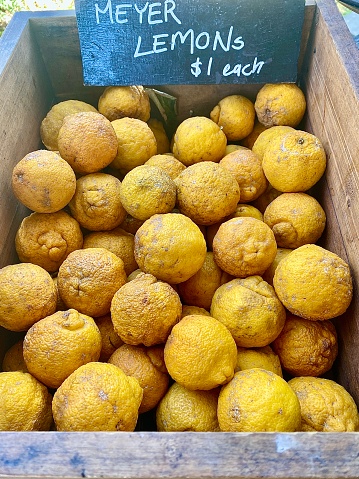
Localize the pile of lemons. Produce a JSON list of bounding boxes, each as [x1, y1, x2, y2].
[[0, 83, 357, 434]]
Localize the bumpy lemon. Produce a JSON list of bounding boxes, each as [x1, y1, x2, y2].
[[12, 150, 76, 214], [23, 309, 102, 389], [164, 314, 237, 390], [210, 276, 286, 347], [218, 368, 302, 432], [219, 148, 267, 202], [156, 382, 220, 432], [210, 94, 255, 141], [109, 343, 170, 413], [212, 217, 277, 278], [273, 244, 353, 321], [57, 247, 127, 317], [2, 340, 28, 373], [235, 345, 283, 377], [98, 85, 151, 122], [263, 192, 326, 248], [145, 153, 186, 179], [134, 213, 207, 284], [0, 263, 57, 332], [40, 99, 98, 151], [174, 161, 240, 225], [252, 125, 294, 161], [68, 173, 127, 231], [172, 116, 227, 166], [111, 272, 182, 346], [52, 362, 143, 431], [58, 111, 118, 174], [262, 247, 293, 286], [15, 210, 83, 273], [272, 313, 338, 377], [119, 165, 177, 220], [241, 120, 268, 149], [254, 83, 306, 127], [177, 251, 232, 311], [110, 117, 157, 172], [0, 371, 53, 431], [147, 118, 170, 154], [262, 129, 327, 192], [83, 227, 138, 276], [289, 377, 359, 432]]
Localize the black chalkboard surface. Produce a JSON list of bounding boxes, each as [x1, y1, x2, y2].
[[75, 0, 306, 86]]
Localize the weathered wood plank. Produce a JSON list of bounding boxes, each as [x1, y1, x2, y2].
[[300, 0, 359, 405], [0, 431, 359, 479]]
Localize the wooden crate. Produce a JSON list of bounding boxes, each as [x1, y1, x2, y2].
[[0, 1, 359, 478]]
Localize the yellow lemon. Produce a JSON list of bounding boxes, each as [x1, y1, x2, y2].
[[289, 377, 359, 432], [164, 314, 237, 390], [210, 276, 286, 347], [172, 116, 227, 166], [273, 244, 353, 321], [218, 368, 302, 432], [156, 382, 220, 432]]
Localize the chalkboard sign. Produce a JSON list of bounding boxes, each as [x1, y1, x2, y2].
[[75, 0, 305, 86]]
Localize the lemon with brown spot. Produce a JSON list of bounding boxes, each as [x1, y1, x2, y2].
[[111, 272, 182, 346], [262, 129, 327, 192], [210, 276, 286, 347], [273, 244, 353, 321], [0, 371, 53, 431], [218, 368, 301, 432], [12, 150, 76, 214], [272, 313, 338, 377], [254, 83, 306, 127], [212, 217, 277, 278], [52, 362, 143, 431], [175, 161, 240, 225], [134, 213, 207, 284], [289, 377, 359, 432]]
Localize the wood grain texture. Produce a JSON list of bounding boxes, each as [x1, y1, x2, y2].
[[0, 3, 359, 479], [300, 0, 359, 404], [0, 431, 359, 479], [0, 13, 53, 268]]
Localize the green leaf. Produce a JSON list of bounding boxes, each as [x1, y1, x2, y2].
[[145, 88, 178, 138]]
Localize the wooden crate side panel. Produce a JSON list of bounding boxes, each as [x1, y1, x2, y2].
[[301, 0, 359, 403], [30, 15, 104, 105], [0, 17, 54, 268], [1, 431, 359, 479]]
